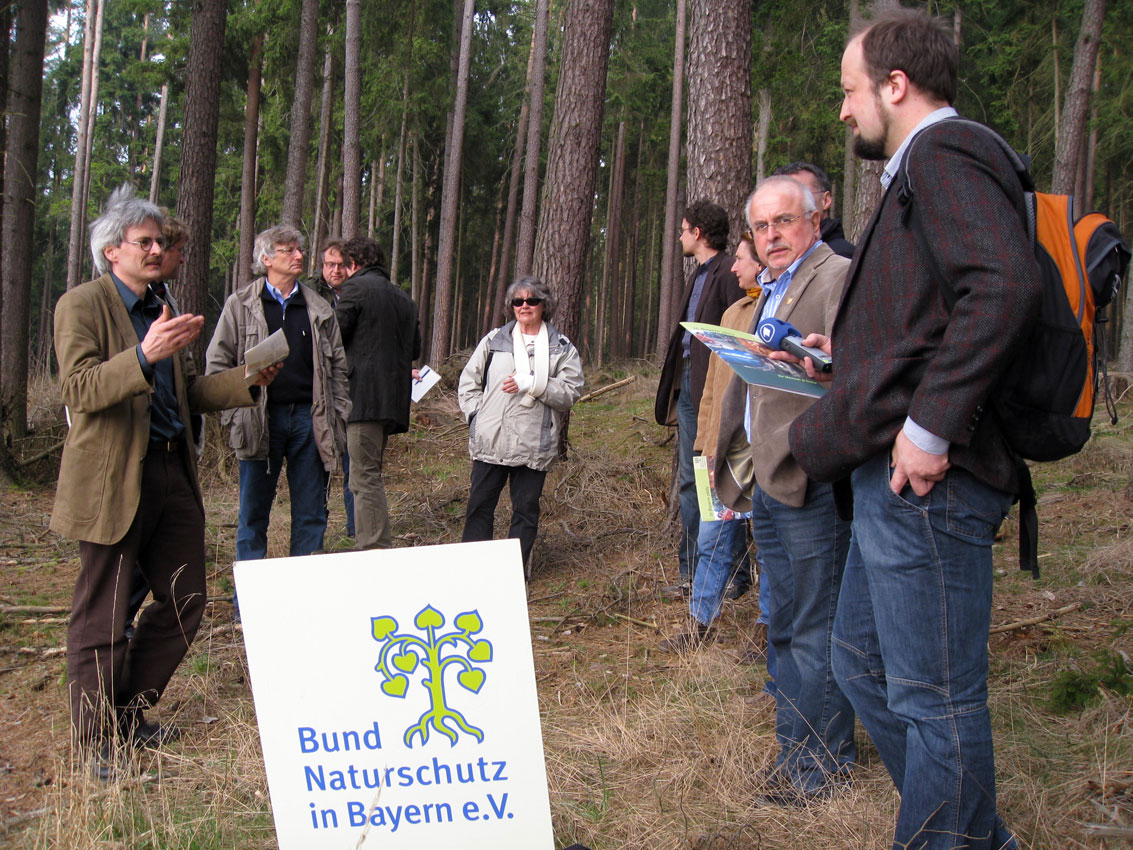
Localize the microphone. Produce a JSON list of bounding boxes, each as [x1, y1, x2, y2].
[[756, 317, 832, 373]]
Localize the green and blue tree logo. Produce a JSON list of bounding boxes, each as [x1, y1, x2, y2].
[[371, 605, 494, 747]]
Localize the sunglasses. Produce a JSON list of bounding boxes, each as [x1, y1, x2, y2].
[[511, 297, 543, 307]]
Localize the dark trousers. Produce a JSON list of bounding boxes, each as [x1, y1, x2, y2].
[[67, 442, 206, 745], [461, 460, 547, 566]]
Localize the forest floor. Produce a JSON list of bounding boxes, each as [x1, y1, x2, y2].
[[0, 363, 1131, 850]]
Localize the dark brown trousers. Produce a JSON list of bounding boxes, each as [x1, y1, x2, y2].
[[67, 442, 206, 744]]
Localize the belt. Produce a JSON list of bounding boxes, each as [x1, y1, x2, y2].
[[148, 438, 182, 454]]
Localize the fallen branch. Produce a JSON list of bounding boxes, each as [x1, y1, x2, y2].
[[607, 611, 657, 630], [1083, 825, 1133, 840], [1, 605, 68, 615], [16, 439, 66, 468], [989, 601, 1081, 635], [0, 773, 158, 833], [16, 617, 68, 625], [15, 647, 65, 659], [578, 375, 635, 403]]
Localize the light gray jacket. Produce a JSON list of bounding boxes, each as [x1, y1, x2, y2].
[[205, 278, 350, 472], [458, 320, 584, 471]]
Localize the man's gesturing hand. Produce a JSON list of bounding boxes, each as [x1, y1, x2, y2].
[[140, 306, 205, 363]]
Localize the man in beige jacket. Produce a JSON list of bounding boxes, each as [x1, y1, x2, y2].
[[52, 186, 275, 777], [713, 176, 853, 803]]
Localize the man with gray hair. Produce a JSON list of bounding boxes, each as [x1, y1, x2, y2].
[[52, 186, 274, 777], [206, 225, 351, 571], [712, 175, 854, 803]]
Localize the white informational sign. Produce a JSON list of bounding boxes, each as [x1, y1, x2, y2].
[[235, 540, 554, 850]]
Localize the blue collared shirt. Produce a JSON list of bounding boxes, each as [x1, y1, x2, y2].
[[264, 278, 300, 309], [744, 240, 823, 441], [682, 255, 718, 359], [112, 274, 184, 441], [756, 240, 823, 324]]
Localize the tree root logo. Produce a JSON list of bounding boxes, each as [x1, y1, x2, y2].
[[371, 605, 494, 748]]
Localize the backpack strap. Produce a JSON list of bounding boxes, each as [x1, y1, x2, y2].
[[896, 118, 1040, 579]]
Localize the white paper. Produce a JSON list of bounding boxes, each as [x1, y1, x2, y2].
[[411, 364, 442, 403], [243, 328, 290, 383]]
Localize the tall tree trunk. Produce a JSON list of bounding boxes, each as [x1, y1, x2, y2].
[[598, 120, 626, 366], [149, 82, 169, 203], [848, 0, 888, 240], [1, 0, 48, 441], [496, 33, 535, 302], [419, 192, 436, 360], [79, 0, 104, 228], [128, 12, 149, 178], [341, 0, 362, 236], [685, 0, 751, 248], [36, 231, 54, 373], [175, 0, 228, 366], [1052, 0, 1105, 197], [1081, 51, 1102, 210], [656, 0, 686, 358], [480, 174, 506, 337], [841, 125, 856, 230], [311, 33, 335, 260], [755, 89, 770, 182], [1052, 16, 1061, 152], [410, 133, 421, 301], [493, 103, 529, 328], [238, 32, 263, 281], [531, 0, 616, 343], [367, 159, 377, 238], [65, 0, 98, 289], [391, 72, 410, 285], [429, 0, 476, 362], [514, 0, 550, 277], [281, 0, 319, 227]]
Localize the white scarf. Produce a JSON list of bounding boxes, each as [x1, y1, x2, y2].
[[512, 321, 549, 408]]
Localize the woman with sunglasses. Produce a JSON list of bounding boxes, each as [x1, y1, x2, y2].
[[457, 277, 584, 576]]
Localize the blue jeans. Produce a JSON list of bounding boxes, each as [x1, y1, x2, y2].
[[236, 403, 329, 561], [676, 361, 698, 581], [342, 449, 356, 537], [757, 551, 778, 693], [690, 518, 751, 625], [751, 480, 854, 793], [834, 453, 1015, 850]]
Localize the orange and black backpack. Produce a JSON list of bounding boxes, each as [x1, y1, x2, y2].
[[899, 117, 1130, 575]]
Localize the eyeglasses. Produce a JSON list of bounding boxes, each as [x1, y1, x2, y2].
[[274, 245, 303, 256], [751, 214, 806, 234], [512, 297, 543, 307], [123, 236, 166, 251], [323, 261, 346, 270]]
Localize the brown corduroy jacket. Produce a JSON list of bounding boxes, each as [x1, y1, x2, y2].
[[51, 273, 255, 545]]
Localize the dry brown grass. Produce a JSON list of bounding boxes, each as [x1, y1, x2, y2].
[[2, 364, 1132, 848]]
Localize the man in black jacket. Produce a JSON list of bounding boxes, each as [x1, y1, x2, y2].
[[773, 162, 855, 259], [336, 237, 422, 549], [654, 201, 744, 593]]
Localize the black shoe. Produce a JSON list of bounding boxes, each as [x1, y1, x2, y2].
[[123, 716, 181, 749], [661, 580, 691, 600], [724, 579, 751, 601], [659, 623, 711, 653], [89, 742, 120, 781], [754, 769, 847, 808]]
